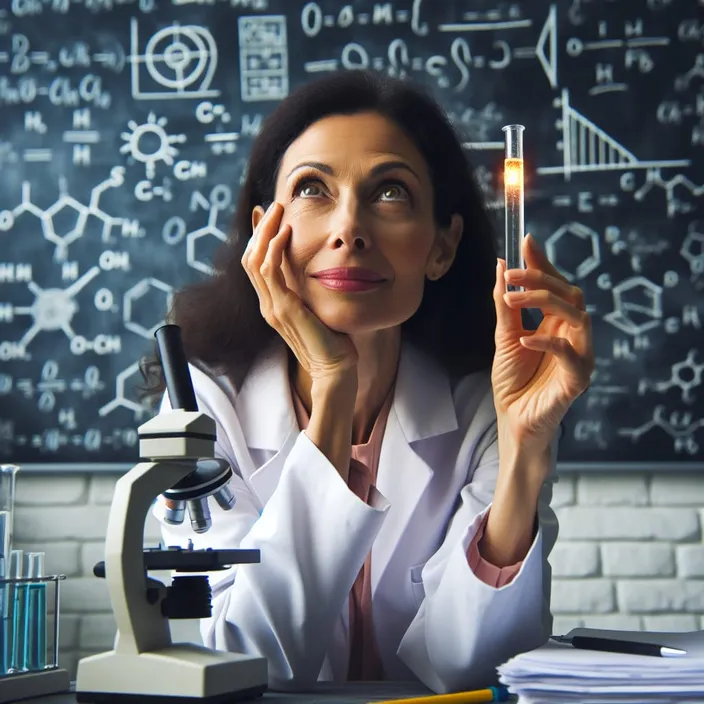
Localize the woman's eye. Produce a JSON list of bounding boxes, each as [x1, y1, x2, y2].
[[377, 184, 409, 201], [295, 180, 324, 198]]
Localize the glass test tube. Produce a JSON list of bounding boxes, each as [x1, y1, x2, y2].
[[22, 552, 46, 671], [0, 463, 19, 675], [0, 555, 6, 675], [8, 549, 23, 673], [0, 465, 19, 575], [502, 125, 525, 292]]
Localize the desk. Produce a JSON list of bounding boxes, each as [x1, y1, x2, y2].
[[17, 682, 437, 704], [22, 686, 704, 704]]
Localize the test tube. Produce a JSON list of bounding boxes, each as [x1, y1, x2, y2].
[[22, 552, 46, 671], [0, 465, 19, 575], [8, 549, 23, 673], [0, 555, 6, 675], [502, 125, 525, 292]]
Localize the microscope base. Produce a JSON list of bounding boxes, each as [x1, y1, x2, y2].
[[75, 643, 267, 703], [75, 685, 265, 704]]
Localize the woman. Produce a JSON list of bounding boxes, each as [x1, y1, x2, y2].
[[147, 70, 594, 693]]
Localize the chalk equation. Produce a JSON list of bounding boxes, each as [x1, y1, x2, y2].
[[0, 0, 701, 469]]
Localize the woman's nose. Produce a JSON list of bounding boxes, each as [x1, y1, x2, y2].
[[334, 232, 367, 250], [328, 197, 370, 251]]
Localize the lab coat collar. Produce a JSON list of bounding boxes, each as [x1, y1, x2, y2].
[[235, 340, 296, 452], [235, 337, 459, 452]]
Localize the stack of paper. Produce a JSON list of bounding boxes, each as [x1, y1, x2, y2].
[[498, 628, 704, 703]]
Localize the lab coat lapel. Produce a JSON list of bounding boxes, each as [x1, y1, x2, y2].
[[236, 339, 459, 568], [371, 343, 458, 589], [236, 341, 298, 505]]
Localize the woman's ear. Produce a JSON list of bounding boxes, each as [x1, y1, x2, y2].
[[426, 214, 463, 280]]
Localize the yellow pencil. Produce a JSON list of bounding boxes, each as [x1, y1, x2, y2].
[[366, 684, 511, 704]]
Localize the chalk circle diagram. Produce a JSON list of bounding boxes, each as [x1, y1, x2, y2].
[[120, 113, 187, 179], [130, 18, 220, 99]]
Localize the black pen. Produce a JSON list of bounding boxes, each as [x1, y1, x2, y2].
[[551, 635, 688, 658]]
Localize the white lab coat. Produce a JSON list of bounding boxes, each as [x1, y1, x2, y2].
[[153, 339, 559, 693]]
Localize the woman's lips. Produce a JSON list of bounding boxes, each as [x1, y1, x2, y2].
[[313, 278, 385, 292], [311, 267, 386, 292]]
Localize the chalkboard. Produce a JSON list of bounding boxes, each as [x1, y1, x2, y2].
[[0, 0, 702, 472]]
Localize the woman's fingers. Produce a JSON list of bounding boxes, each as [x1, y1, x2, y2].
[[520, 334, 585, 374], [493, 258, 523, 333], [260, 224, 294, 311], [504, 289, 589, 328], [505, 267, 586, 311], [244, 202, 282, 262], [506, 287, 595, 372], [242, 202, 287, 319], [522, 233, 570, 284], [520, 334, 592, 394]]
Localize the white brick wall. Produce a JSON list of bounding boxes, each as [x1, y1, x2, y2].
[[551, 474, 704, 635], [12, 472, 704, 680]]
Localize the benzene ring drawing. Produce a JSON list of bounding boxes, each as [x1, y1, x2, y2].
[[129, 18, 220, 100]]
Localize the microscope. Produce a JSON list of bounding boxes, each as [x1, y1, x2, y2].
[[75, 325, 267, 703]]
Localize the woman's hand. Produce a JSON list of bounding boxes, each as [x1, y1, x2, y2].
[[241, 202, 359, 385], [491, 234, 595, 457]]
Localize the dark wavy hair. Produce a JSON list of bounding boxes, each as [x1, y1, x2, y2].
[[140, 69, 498, 403]]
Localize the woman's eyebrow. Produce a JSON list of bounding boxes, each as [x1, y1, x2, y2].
[[286, 160, 420, 181], [368, 160, 420, 182], [286, 161, 333, 178]]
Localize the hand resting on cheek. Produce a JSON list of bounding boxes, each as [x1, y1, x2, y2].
[[241, 201, 359, 387]]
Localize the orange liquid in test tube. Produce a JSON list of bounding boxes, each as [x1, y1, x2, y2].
[[502, 125, 525, 292]]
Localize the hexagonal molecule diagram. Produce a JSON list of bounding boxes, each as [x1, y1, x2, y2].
[[124, 278, 173, 339], [99, 361, 151, 419], [681, 222, 704, 278], [603, 276, 662, 336], [162, 186, 233, 276], [545, 222, 601, 283], [654, 349, 704, 404], [186, 186, 232, 275]]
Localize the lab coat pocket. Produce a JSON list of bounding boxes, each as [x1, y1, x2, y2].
[[409, 562, 426, 607]]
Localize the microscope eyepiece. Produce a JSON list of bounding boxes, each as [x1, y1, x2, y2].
[[155, 324, 198, 412]]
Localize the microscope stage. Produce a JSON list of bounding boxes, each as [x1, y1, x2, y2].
[[93, 547, 261, 577], [144, 546, 261, 572]]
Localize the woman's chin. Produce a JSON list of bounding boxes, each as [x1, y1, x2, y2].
[[315, 309, 407, 336], [307, 295, 421, 335]]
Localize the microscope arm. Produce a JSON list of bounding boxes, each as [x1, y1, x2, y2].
[[106, 456, 197, 655]]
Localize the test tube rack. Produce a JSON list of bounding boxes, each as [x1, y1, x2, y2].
[[0, 574, 70, 703]]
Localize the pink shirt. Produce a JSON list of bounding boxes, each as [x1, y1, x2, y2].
[[290, 383, 523, 680]]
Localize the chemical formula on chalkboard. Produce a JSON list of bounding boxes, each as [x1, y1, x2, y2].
[[0, 0, 702, 470]]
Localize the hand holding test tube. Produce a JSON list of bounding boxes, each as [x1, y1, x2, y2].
[[502, 125, 525, 292]]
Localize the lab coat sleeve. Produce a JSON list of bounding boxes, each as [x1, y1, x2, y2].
[[153, 384, 390, 691], [396, 411, 560, 694]]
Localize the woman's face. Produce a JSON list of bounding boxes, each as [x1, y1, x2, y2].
[[254, 111, 462, 334]]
